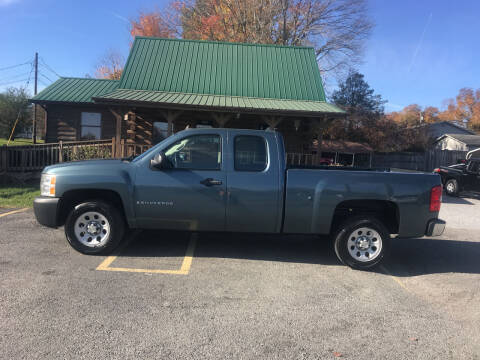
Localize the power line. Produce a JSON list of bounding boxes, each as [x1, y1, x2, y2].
[[38, 78, 50, 87], [39, 57, 62, 77], [0, 71, 32, 82], [0, 78, 30, 87], [0, 61, 32, 72], [39, 72, 53, 83]]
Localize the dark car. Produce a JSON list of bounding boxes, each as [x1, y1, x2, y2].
[[434, 158, 480, 196]]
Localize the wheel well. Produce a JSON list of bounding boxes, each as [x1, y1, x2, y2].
[[57, 189, 126, 226], [331, 200, 399, 234]]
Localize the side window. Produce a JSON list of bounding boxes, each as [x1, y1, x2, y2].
[[80, 112, 101, 140], [164, 135, 221, 170], [234, 135, 267, 171], [468, 161, 479, 174]]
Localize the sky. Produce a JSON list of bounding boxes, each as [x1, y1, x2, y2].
[[0, 0, 479, 112]]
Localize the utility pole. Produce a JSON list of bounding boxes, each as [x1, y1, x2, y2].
[[33, 52, 38, 144]]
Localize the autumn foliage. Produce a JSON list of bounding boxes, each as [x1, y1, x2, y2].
[[128, 0, 372, 75], [389, 88, 480, 132]]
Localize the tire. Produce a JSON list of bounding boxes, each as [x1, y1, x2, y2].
[[65, 200, 125, 255], [444, 179, 459, 197], [333, 216, 390, 270]]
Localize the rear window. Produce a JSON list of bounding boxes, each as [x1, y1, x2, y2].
[[234, 136, 267, 172]]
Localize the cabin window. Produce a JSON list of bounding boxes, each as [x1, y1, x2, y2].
[[153, 121, 169, 144], [80, 112, 101, 140], [234, 135, 267, 171]]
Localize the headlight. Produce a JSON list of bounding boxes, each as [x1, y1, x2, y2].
[[40, 174, 56, 197]]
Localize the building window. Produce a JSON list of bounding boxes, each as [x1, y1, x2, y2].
[[153, 122, 169, 144], [234, 135, 267, 171], [81, 112, 101, 140]]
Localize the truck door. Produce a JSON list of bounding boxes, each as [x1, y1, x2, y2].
[[225, 131, 283, 233], [134, 133, 226, 231], [465, 160, 480, 191]]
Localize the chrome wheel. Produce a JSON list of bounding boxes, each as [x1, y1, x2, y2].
[[73, 211, 110, 248], [347, 227, 382, 262], [446, 182, 455, 193]]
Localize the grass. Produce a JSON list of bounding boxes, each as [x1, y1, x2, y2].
[[0, 138, 44, 146], [0, 184, 39, 208]]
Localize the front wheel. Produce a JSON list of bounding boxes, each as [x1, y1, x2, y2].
[[444, 179, 459, 196], [333, 217, 390, 270], [65, 201, 125, 255]]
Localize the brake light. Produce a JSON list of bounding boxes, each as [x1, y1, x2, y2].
[[433, 168, 440, 173], [430, 185, 442, 212]]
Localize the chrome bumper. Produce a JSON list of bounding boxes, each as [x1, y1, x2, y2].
[[425, 219, 446, 237]]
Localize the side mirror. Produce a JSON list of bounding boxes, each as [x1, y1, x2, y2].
[[150, 152, 172, 169]]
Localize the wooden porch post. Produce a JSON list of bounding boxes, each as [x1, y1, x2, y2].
[[262, 115, 282, 130], [312, 115, 330, 156], [212, 113, 231, 128], [160, 110, 182, 136], [109, 107, 126, 158]]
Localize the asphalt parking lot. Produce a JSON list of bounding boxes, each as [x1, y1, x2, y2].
[[1, 196, 479, 359]]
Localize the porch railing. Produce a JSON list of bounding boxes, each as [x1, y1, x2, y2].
[[0, 138, 153, 173]]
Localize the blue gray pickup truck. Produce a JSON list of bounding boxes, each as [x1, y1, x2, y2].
[[34, 128, 445, 269]]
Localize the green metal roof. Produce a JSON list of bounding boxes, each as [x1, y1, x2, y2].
[[93, 88, 344, 116], [119, 37, 326, 101], [31, 38, 343, 115], [31, 77, 119, 104]]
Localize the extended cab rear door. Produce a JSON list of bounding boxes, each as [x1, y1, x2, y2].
[[225, 130, 283, 233]]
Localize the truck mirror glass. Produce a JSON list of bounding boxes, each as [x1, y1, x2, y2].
[[150, 152, 171, 169]]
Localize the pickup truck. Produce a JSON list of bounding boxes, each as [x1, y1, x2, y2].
[[33, 128, 446, 269], [434, 158, 480, 196]]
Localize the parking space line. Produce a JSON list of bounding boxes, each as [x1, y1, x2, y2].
[[380, 265, 410, 292], [96, 233, 197, 275], [0, 208, 29, 218]]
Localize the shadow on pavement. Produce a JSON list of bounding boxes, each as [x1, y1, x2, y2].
[[386, 237, 480, 276], [121, 230, 339, 266], [119, 230, 480, 276]]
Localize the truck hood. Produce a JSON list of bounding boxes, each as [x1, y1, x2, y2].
[[43, 159, 129, 174]]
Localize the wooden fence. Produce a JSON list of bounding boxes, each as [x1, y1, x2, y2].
[[372, 150, 468, 172], [0, 138, 152, 173]]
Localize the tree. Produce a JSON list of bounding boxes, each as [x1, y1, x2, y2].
[[423, 106, 440, 124], [0, 87, 31, 140], [331, 71, 386, 113], [327, 72, 429, 151], [131, 0, 373, 76], [130, 5, 181, 39], [326, 72, 389, 149], [390, 104, 422, 127], [94, 50, 125, 80], [435, 88, 480, 131]]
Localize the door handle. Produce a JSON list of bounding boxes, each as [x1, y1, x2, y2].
[[200, 178, 222, 187]]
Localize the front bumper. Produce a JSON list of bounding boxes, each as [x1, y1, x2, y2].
[[33, 196, 60, 228], [425, 218, 446, 237]]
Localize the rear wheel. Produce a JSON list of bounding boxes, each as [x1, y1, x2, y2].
[[444, 179, 459, 196], [333, 216, 390, 270], [65, 201, 125, 254]]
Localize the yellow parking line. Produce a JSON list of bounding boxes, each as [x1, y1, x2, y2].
[[96, 233, 197, 275], [380, 265, 410, 292], [0, 208, 29, 218]]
